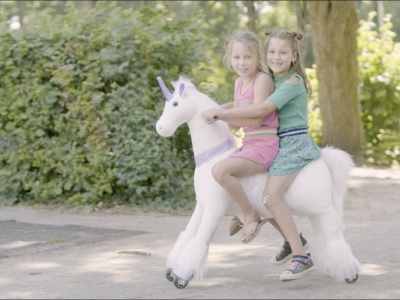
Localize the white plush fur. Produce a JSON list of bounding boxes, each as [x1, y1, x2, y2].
[[156, 76, 360, 282]]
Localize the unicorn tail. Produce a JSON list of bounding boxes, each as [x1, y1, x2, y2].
[[320, 146, 355, 222]]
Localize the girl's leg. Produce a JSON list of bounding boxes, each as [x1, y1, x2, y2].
[[268, 218, 309, 266], [262, 173, 306, 255], [267, 218, 286, 240], [212, 157, 265, 242], [262, 173, 316, 281]]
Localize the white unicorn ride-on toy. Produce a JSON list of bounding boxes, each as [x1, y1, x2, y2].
[[155, 76, 360, 289]]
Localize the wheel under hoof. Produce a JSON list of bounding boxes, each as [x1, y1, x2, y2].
[[174, 276, 189, 289], [345, 273, 358, 283], [166, 268, 175, 282]]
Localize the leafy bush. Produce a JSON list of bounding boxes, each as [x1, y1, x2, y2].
[[0, 2, 210, 210], [358, 12, 400, 167], [306, 67, 323, 147]]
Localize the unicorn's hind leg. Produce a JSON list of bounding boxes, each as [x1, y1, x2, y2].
[[309, 207, 360, 281], [166, 203, 204, 281]]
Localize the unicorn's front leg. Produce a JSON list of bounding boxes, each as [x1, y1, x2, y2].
[[171, 203, 228, 288], [166, 203, 204, 282]]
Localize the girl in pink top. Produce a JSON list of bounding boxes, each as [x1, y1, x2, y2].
[[231, 72, 279, 169], [203, 30, 279, 243]]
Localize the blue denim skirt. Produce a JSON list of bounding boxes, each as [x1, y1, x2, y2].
[[267, 133, 321, 177]]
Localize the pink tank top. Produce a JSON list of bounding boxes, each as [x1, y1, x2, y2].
[[235, 72, 279, 135]]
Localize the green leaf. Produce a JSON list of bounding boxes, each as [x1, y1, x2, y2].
[[45, 91, 58, 104], [35, 129, 45, 137]]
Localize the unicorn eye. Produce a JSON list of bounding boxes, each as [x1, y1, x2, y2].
[[172, 101, 179, 107]]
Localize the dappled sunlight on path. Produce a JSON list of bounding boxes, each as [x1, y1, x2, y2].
[[0, 166, 399, 299]]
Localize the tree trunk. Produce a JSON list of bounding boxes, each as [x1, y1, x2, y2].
[[377, 1, 384, 31], [83, 0, 97, 9], [294, 1, 308, 66], [246, 1, 256, 33], [309, 1, 365, 157], [56, 2, 65, 15], [17, 0, 26, 27]]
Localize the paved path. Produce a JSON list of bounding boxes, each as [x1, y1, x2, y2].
[[0, 166, 399, 299]]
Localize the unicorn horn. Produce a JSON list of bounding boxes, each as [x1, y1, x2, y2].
[[157, 77, 172, 102]]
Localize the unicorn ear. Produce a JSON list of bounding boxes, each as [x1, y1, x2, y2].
[[179, 83, 186, 97]]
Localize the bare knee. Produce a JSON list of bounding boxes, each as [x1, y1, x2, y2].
[[211, 162, 229, 184]]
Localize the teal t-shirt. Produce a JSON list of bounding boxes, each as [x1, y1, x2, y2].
[[268, 72, 309, 133]]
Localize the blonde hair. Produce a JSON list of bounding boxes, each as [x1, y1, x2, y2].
[[264, 29, 312, 96], [222, 29, 266, 73]]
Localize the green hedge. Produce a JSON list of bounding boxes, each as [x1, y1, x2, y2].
[[1, 3, 398, 211], [0, 2, 210, 210]]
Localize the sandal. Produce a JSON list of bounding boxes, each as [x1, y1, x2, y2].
[[229, 215, 243, 236], [241, 217, 268, 244]]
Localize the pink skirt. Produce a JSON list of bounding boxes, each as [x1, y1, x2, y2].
[[229, 136, 279, 171]]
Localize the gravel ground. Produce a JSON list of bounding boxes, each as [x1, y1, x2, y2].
[[0, 166, 399, 299]]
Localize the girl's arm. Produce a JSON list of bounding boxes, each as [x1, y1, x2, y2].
[[203, 99, 277, 124], [220, 101, 234, 109], [203, 74, 276, 124], [225, 117, 265, 128], [224, 73, 273, 127], [216, 75, 300, 120], [225, 79, 240, 130], [220, 101, 245, 130]]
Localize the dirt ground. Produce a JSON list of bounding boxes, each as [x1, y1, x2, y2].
[[0, 165, 399, 299]]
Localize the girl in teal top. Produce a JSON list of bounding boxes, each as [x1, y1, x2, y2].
[[202, 29, 320, 282]]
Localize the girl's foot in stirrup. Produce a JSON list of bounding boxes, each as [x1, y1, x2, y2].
[[279, 253, 316, 282]]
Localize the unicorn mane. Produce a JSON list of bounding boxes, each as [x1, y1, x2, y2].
[[172, 76, 221, 109], [171, 75, 232, 138], [171, 76, 197, 92]]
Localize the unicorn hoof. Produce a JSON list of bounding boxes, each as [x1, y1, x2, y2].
[[173, 276, 189, 289], [166, 268, 175, 282], [345, 273, 358, 283]]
